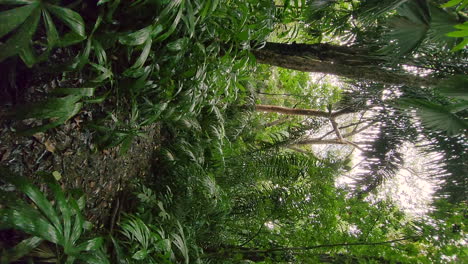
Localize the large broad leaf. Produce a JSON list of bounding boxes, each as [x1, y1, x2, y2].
[[18, 41, 37, 67], [357, 0, 409, 21], [0, 236, 43, 263], [77, 251, 110, 264], [0, 208, 60, 243], [0, 6, 40, 62], [14, 92, 91, 135], [398, 98, 468, 135], [41, 173, 74, 251], [46, 4, 86, 37], [15, 95, 82, 120], [0, 0, 37, 4], [52, 87, 96, 96], [154, 0, 184, 42], [0, 168, 109, 262], [42, 9, 59, 47], [427, 4, 459, 49], [75, 237, 104, 253], [380, 17, 428, 57], [129, 38, 152, 69], [118, 25, 152, 46], [380, 0, 431, 58], [441, 0, 468, 10], [0, 168, 62, 234], [0, 3, 38, 38], [398, 0, 430, 24], [0, 2, 87, 64]]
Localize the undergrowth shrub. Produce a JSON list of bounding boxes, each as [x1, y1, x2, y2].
[[1, 0, 278, 150], [0, 167, 108, 264], [0, 168, 208, 264]]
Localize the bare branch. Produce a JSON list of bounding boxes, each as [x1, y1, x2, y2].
[[330, 118, 344, 142]]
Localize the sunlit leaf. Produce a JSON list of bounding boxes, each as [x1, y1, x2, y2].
[[47, 4, 86, 37], [0, 236, 43, 263], [446, 30, 468, 37], [76, 237, 104, 252], [132, 249, 148, 260], [451, 37, 468, 51], [118, 25, 152, 46], [167, 37, 189, 52], [18, 42, 36, 67], [0, 0, 37, 4], [441, 0, 462, 8], [130, 38, 152, 69]]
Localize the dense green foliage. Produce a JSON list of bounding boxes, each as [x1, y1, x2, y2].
[[1, 0, 466, 263], [0, 168, 108, 263]]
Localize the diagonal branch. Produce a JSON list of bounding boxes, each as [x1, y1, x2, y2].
[[330, 117, 344, 142], [232, 236, 419, 254], [319, 119, 371, 140], [255, 104, 352, 118]]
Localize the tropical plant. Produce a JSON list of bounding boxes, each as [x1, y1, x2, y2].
[[111, 215, 174, 264], [397, 75, 468, 136], [14, 87, 100, 135], [0, 0, 86, 66], [0, 167, 108, 263], [442, 0, 468, 51]]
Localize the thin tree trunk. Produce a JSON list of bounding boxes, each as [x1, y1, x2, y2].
[[318, 253, 401, 264], [206, 237, 416, 262], [229, 237, 415, 254], [252, 42, 434, 87], [258, 91, 304, 97], [255, 104, 351, 118], [293, 138, 365, 151]]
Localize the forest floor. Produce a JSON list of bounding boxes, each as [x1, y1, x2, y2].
[[0, 71, 161, 227]]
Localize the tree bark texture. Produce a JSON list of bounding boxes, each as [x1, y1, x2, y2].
[[252, 42, 433, 87]]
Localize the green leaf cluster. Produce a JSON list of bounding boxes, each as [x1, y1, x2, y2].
[[0, 0, 86, 66], [0, 167, 108, 263]]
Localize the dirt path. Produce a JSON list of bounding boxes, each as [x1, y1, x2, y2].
[[0, 112, 160, 226]]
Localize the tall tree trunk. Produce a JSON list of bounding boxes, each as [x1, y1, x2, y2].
[[252, 42, 433, 87]]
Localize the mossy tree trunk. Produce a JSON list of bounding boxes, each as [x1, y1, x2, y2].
[[252, 42, 434, 87]]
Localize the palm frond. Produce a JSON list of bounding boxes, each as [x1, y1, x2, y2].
[[398, 98, 468, 135], [353, 107, 417, 196], [357, 0, 410, 21], [378, 0, 431, 58]]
